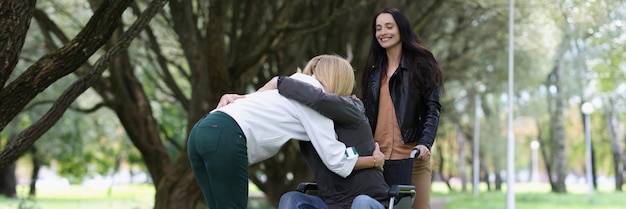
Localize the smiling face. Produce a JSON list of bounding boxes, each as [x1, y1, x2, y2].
[[375, 13, 402, 50]]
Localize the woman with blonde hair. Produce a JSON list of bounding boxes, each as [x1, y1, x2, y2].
[[188, 54, 384, 208], [299, 54, 355, 96]]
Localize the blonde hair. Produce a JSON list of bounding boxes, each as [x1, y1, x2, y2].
[[301, 55, 355, 96]]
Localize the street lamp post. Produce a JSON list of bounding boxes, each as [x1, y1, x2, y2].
[[473, 83, 485, 197], [473, 93, 481, 196], [581, 102, 594, 194], [506, 0, 516, 208]]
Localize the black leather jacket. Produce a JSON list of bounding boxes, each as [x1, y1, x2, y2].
[[362, 57, 441, 150]]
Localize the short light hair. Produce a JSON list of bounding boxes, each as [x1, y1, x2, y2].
[[301, 55, 355, 96]]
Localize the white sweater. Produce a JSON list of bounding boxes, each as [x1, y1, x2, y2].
[[214, 73, 356, 178]]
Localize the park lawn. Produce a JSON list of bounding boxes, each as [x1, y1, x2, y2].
[[1, 182, 624, 209], [0, 183, 269, 209], [1, 184, 155, 209], [435, 191, 626, 209], [431, 182, 626, 209]]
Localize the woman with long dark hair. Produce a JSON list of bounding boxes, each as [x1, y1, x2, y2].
[[361, 7, 444, 209]]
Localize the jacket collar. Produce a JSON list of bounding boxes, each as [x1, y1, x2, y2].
[[372, 54, 409, 71], [398, 55, 409, 70]]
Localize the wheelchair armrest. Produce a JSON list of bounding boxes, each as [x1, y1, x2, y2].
[[388, 184, 416, 209], [296, 182, 319, 193], [388, 184, 416, 198]]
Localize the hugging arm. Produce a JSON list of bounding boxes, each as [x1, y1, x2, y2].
[[277, 76, 362, 124], [223, 75, 363, 125], [217, 76, 385, 173], [278, 76, 384, 171]]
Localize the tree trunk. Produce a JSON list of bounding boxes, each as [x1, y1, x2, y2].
[[436, 148, 453, 191], [249, 141, 313, 207], [480, 163, 490, 191], [29, 147, 42, 197], [490, 133, 503, 191], [1, 121, 19, 198], [0, 0, 36, 89], [0, 0, 134, 171], [0, 0, 132, 136], [455, 125, 467, 192], [536, 110, 557, 191], [95, 25, 202, 207], [0, 163, 16, 198], [104, 55, 202, 209], [494, 163, 502, 191], [154, 161, 202, 209], [605, 97, 623, 191], [548, 57, 567, 193], [623, 133, 626, 191], [592, 143, 598, 189]]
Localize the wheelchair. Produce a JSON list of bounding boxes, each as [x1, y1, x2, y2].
[[296, 149, 420, 209]]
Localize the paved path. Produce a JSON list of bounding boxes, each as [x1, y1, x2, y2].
[[431, 198, 447, 209]]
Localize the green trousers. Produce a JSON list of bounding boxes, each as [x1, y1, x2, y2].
[[188, 111, 248, 208]]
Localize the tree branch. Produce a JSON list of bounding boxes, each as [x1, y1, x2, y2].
[[0, 0, 169, 169], [25, 101, 108, 114], [137, 4, 189, 110], [33, 9, 69, 51], [232, 2, 370, 87], [159, 125, 183, 152], [0, 0, 132, 132], [413, 0, 449, 32], [34, 7, 117, 107], [0, 0, 36, 91]]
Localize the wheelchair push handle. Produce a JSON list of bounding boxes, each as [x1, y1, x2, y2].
[[410, 148, 420, 159]]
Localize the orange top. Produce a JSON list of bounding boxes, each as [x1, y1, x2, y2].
[[373, 75, 416, 160]]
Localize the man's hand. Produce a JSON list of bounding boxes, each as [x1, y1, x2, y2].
[[217, 94, 245, 108]]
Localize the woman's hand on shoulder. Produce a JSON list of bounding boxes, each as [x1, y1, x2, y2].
[[257, 76, 279, 92], [217, 94, 245, 108]]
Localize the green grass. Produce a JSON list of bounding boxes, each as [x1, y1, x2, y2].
[[431, 182, 626, 209], [1, 182, 624, 209], [1, 184, 154, 209], [435, 191, 626, 209], [0, 183, 271, 209]]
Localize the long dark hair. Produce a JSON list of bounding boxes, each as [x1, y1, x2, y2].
[[361, 7, 443, 96]]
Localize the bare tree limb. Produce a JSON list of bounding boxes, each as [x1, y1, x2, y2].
[[412, 0, 447, 32], [159, 125, 183, 152], [136, 2, 189, 110], [21, 100, 104, 113], [33, 9, 69, 51]]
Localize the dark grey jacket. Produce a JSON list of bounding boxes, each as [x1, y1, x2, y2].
[[278, 76, 390, 209]]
